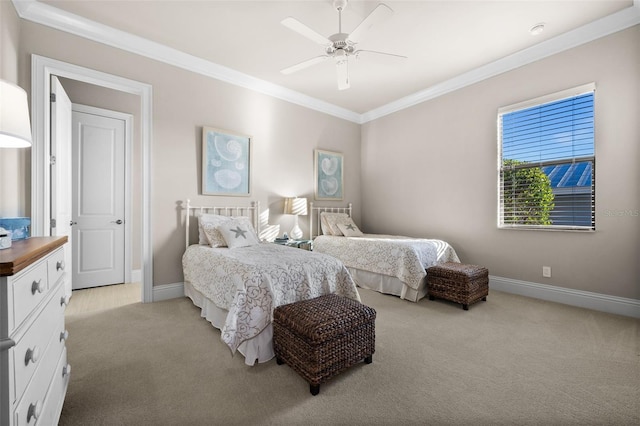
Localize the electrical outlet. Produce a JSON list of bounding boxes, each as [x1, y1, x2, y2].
[[542, 266, 551, 278]]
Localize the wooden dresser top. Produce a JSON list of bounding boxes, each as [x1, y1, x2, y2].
[[0, 236, 68, 277]]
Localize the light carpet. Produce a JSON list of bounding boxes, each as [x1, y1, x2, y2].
[[59, 288, 639, 425]]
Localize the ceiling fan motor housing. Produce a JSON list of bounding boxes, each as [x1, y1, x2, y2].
[[326, 33, 354, 56], [333, 0, 348, 11]]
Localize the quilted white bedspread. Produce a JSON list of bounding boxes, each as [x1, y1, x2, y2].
[[182, 243, 359, 354], [313, 234, 460, 290]]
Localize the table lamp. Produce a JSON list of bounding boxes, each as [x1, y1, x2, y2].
[[0, 80, 33, 148], [284, 197, 308, 240]]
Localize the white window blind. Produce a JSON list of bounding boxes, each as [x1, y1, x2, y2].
[[498, 83, 595, 231]]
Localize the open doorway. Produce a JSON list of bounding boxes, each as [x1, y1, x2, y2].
[[51, 76, 135, 295], [30, 54, 153, 302]]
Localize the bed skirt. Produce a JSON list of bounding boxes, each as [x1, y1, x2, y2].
[[348, 268, 427, 302], [184, 281, 274, 366]]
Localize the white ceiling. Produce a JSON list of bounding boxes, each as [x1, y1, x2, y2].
[[22, 1, 639, 121]]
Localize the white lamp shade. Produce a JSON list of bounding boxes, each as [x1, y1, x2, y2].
[[284, 197, 308, 216], [0, 80, 32, 148]]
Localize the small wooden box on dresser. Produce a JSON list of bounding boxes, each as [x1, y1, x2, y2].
[[0, 237, 70, 426]]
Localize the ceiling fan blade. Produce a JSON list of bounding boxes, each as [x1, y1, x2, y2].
[[335, 57, 350, 90], [354, 49, 407, 60], [281, 55, 329, 75], [281, 17, 332, 46], [347, 3, 393, 44]]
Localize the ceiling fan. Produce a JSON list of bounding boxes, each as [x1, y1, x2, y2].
[[280, 0, 406, 90]]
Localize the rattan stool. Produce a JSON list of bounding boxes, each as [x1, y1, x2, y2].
[[427, 262, 489, 310], [273, 294, 376, 395]]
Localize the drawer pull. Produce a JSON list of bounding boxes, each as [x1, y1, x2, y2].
[[60, 295, 71, 307], [27, 401, 41, 423], [56, 260, 66, 271], [31, 279, 44, 295], [25, 346, 40, 365], [63, 363, 72, 378], [60, 329, 70, 342]]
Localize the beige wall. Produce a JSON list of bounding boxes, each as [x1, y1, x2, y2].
[[0, 1, 30, 217], [362, 26, 640, 300], [0, 0, 19, 81], [3, 5, 637, 300], [15, 19, 361, 286]]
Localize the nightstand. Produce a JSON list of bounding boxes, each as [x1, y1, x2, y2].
[[273, 239, 313, 251]]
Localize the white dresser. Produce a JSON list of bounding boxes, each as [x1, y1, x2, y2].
[[1, 237, 70, 426]]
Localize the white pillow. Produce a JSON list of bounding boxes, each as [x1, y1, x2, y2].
[[336, 220, 363, 237], [320, 212, 348, 236], [201, 221, 228, 247], [217, 218, 260, 249], [198, 214, 231, 245]]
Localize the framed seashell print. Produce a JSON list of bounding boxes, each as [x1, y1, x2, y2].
[[314, 149, 343, 200], [202, 127, 251, 196]]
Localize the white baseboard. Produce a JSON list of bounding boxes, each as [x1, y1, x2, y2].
[[147, 277, 640, 319], [131, 269, 141, 283], [490, 275, 640, 319], [152, 282, 185, 302]]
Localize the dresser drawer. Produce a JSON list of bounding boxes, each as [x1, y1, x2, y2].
[[46, 248, 66, 288], [13, 349, 71, 426], [11, 263, 49, 334], [13, 338, 64, 426], [38, 347, 69, 426], [12, 283, 66, 404]]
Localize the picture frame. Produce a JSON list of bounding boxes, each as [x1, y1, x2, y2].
[[202, 127, 251, 196], [314, 149, 343, 200]]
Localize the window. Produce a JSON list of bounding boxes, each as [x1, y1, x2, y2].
[[498, 83, 595, 231]]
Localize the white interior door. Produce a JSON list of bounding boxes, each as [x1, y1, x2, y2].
[[72, 107, 126, 289], [50, 76, 73, 298]]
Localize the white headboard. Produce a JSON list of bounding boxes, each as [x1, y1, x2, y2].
[[309, 202, 352, 239], [182, 199, 260, 249]]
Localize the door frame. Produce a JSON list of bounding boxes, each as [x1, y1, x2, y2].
[[30, 54, 153, 303], [72, 103, 133, 286]]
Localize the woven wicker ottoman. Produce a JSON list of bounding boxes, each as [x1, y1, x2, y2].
[[427, 262, 489, 310], [273, 294, 376, 396]]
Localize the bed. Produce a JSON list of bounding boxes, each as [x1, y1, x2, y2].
[[181, 200, 359, 366], [310, 203, 460, 302]]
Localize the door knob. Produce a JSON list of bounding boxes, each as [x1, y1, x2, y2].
[[111, 219, 123, 225]]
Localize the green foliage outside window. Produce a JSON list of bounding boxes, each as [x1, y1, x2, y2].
[[502, 159, 555, 225]]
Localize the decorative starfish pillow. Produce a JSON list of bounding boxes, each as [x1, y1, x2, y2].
[[336, 219, 363, 237], [217, 217, 260, 248]]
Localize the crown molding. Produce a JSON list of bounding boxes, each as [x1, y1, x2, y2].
[[12, 0, 362, 123], [13, 0, 640, 125]]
